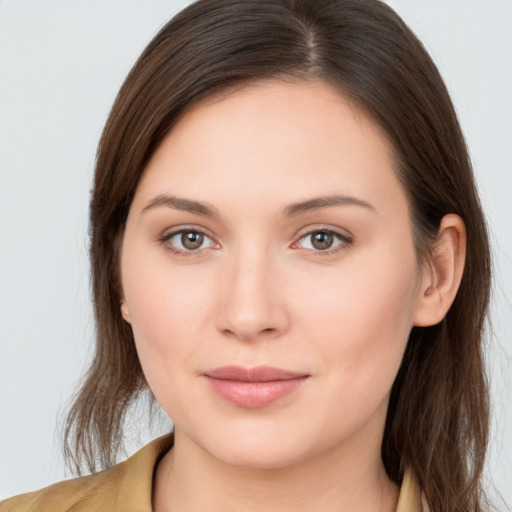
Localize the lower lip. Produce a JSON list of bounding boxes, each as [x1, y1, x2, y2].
[[204, 376, 308, 408]]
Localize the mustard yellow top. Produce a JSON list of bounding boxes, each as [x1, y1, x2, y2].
[[0, 435, 425, 512]]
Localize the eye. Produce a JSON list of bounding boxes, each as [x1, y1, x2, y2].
[[165, 229, 216, 253], [296, 229, 351, 252]]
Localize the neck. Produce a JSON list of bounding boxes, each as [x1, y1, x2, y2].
[[153, 428, 399, 512]]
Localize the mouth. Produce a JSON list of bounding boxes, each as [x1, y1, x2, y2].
[[202, 365, 310, 408]]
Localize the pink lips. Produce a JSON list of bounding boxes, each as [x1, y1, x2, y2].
[[203, 366, 309, 408]]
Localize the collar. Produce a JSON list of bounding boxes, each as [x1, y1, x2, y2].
[[115, 434, 425, 511]]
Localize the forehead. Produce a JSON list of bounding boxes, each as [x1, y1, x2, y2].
[[134, 79, 406, 219]]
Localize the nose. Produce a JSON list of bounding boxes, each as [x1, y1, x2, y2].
[[215, 247, 290, 341]]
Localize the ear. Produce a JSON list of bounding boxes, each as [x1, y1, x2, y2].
[[120, 298, 132, 324], [117, 252, 131, 324], [413, 214, 466, 327]]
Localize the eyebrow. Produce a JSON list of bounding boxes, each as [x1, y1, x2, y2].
[[142, 194, 220, 218], [283, 195, 376, 217], [141, 193, 376, 218]]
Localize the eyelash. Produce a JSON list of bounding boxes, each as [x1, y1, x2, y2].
[[158, 228, 353, 257], [158, 229, 217, 258]]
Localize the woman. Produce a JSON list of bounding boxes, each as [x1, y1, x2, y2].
[[1, 0, 493, 511]]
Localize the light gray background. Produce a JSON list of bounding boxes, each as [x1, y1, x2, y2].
[[1, 0, 511, 506]]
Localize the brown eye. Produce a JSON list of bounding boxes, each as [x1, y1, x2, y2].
[[181, 231, 204, 250], [297, 229, 350, 252], [165, 229, 215, 253], [310, 231, 334, 250]]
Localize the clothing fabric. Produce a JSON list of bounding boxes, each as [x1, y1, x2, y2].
[[1, 434, 424, 511]]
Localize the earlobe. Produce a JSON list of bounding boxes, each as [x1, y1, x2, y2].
[[120, 298, 132, 323], [413, 214, 466, 327]]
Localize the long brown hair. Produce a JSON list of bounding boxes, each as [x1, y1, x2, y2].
[[64, 1, 492, 510]]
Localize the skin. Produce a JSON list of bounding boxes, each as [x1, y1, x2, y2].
[[120, 80, 466, 512]]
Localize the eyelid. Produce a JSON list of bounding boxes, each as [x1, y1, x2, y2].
[[292, 227, 354, 254], [158, 226, 219, 256], [156, 224, 353, 256]]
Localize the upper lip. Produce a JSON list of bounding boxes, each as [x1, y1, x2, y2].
[[203, 365, 309, 382]]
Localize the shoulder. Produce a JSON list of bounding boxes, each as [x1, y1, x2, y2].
[[0, 434, 174, 512], [0, 467, 122, 512]]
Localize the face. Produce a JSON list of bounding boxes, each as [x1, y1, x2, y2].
[[120, 80, 427, 469]]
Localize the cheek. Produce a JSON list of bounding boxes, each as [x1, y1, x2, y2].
[[292, 248, 419, 399], [121, 244, 218, 396]]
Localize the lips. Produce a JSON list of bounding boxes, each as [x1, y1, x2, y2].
[[203, 365, 309, 408]]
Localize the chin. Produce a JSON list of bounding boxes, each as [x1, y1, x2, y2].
[[214, 441, 306, 470], [191, 420, 319, 470]]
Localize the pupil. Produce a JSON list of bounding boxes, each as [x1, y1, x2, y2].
[[312, 232, 333, 250], [182, 231, 203, 250]]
